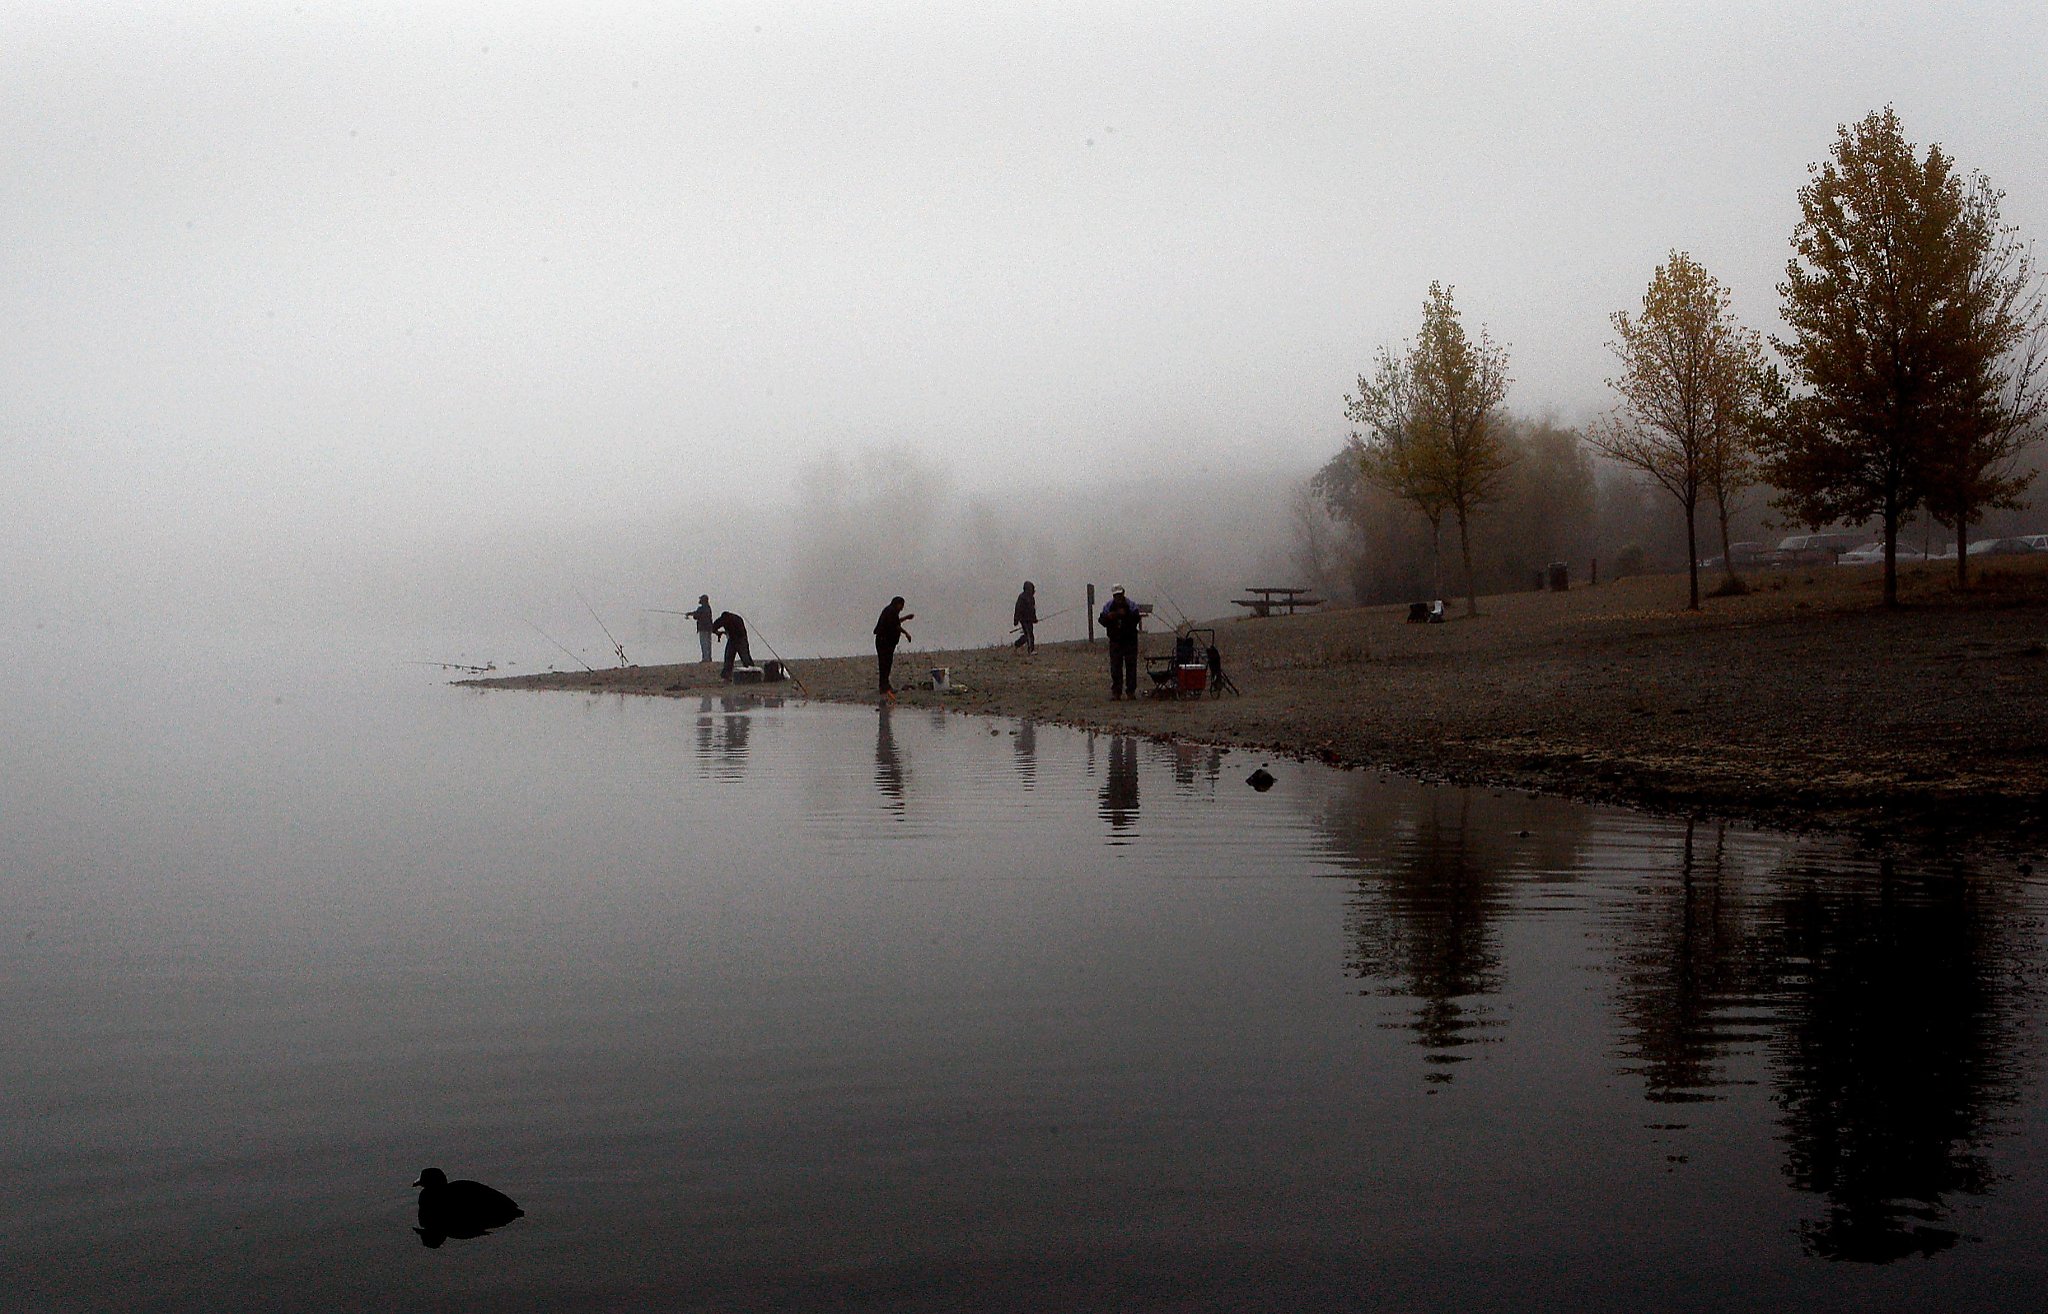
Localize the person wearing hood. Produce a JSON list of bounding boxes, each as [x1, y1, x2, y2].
[[1098, 585, 1143, 700], [1012, 581, 1038, 654]]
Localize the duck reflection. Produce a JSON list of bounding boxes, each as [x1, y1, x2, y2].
[[874, 705, 907, 813], [1756, 863, 2029, 1263], [1097, 734, 1139, 838]]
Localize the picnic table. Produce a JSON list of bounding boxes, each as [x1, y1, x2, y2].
[[1231, 586, 1325, 617]]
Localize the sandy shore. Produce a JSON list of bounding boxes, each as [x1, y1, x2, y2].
[[463, 558, 2048, 854]]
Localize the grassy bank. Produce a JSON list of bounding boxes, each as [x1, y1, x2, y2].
[[464, 558, 2048, 853]]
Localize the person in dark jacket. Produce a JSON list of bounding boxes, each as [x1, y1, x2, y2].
[[687, 594, 715, 664], [874, 596, 915, 700], [712, 611, 752, 680], [1012, 581, 1038, 653], [1098, 585, 1143, 699]]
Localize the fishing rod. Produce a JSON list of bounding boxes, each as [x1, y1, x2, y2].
[[408, 659, 497, 675], [1138, 582, 1195, 631], [527, 620, 597, 672], [744, 620, 810, 696], [575, 587, 630, 667]]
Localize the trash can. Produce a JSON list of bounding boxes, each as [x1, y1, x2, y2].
[[1547, 561, 1570, 591]]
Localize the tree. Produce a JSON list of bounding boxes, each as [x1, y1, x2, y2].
[[1922, 176, 2048, 585], [1591, 252, 1772, 609], [1766, 107, 2039, 607], [1345, 342, 1450, 599], [1346, 283, 1513, 615], [1314, 413, 1593, 605]]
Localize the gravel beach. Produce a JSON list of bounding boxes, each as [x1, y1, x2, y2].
[[465, 558, 2048, 854]]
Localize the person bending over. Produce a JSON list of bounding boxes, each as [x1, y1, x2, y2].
[[713, 611, 752, 680]]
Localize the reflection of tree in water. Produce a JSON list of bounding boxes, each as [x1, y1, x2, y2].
[[1097, 734, 1139, 838], [1756, 864, 2031, 1263], [873, 706, 906, 813], [1610, 821, 1763, 1105], [1319, 782, 1588, 1083]]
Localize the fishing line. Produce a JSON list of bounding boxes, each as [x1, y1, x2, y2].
[[574, 586, 630, 667], [743, 620, 810, 696], [527, 620, 597, 672]]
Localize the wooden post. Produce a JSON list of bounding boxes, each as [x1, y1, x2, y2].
[[1086, 584, 1096, 644]]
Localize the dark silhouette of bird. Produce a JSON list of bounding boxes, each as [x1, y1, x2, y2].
[[1246, 765, 1275, 791], [413, 1167, 523, 1247]]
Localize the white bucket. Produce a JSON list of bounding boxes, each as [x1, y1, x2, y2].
[[930, 666, 951, 692]]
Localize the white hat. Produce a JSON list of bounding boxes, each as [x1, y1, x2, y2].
[[1111, 584, 1126, 595]]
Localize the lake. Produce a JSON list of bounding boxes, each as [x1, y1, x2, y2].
[[4, 627, 2046, 1311]]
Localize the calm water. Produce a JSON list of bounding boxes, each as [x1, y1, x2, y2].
[[5, 627, 2048, 1311]]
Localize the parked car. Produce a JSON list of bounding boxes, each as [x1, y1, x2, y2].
[[1701, 541, 1773, 571], [1773, 531, 1867, 566], [1966, 536, 2045, 557], [1838, 541, 1927, 566]]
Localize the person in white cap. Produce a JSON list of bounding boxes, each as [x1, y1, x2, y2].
[[1097, 585, 1143, 699]]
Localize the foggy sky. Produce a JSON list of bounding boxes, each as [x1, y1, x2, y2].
[[5, 2, 2045, 644]]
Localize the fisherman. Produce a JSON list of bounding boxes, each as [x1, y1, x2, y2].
[[874, 596, 914, 701], [712, 610, 753, 680], [687, 594, 715, 664], [1012, 581, 1038, 654], [1098, 585, 1143, 700]]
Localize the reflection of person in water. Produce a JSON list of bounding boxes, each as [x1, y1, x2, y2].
[[717, 699, 751, 773], [1013, 719, 1038, 790], [1098, 734, 1140, 835], [873, 704, 906, 809], [692, 696, 751, 779]]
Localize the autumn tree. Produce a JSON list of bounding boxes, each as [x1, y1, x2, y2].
[[1346, 283, 1513, 615], [1766, 107, 2043, 606], [1591, 252, 1772, 609], [1345, 341, 1450, 598], [1922, 176, 2048, 585]]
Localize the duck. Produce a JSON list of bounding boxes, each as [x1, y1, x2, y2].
[[413, 1167, 523, 1246], [1246, 765, 1276, 791]]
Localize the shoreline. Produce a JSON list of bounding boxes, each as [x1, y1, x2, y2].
[[462, 560, 2048, 858]]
